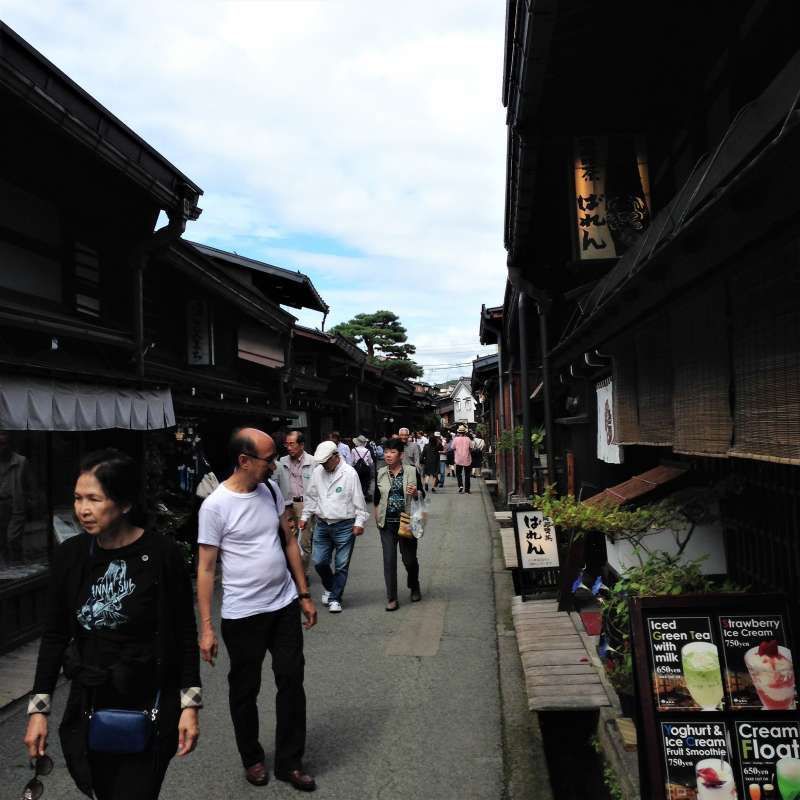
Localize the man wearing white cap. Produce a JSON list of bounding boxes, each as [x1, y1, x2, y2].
[[299, 441, 368, 613]]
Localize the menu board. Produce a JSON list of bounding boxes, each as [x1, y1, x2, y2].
[[630, 595, 800, 800], [648, 617, 722, 712], [661, 720, 736, 799], [735, 719, 800, 799], [719, 616, 797, 711]]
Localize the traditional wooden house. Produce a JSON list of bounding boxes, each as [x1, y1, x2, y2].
[[500, 1, 800, 593], [0, 22, 202, 651]]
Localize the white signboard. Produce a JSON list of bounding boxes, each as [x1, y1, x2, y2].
[[514, 510, 559, 569]]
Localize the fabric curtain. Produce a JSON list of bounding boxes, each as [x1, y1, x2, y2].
[[0, 376, 175, 431], [596, 377, 623, 463]]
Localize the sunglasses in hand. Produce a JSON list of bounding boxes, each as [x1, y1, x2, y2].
[[21, 754, 53, 800]]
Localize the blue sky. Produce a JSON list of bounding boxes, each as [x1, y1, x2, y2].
[[4, 1, 505, 383]]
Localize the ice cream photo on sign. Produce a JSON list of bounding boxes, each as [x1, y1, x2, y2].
[[648, 616, 724, 711], [718, 615, 797, 711]]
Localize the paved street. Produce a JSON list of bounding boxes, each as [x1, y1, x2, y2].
[[0, 482, 504, 800]]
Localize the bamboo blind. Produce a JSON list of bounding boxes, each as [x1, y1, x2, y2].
[[609, 334, 640, 444], [729, 240, 800, 465], [634, 314, 674, 445], [670, 281, 733, 456]]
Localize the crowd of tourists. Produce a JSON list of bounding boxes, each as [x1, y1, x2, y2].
[[20, 422, 485, 798]]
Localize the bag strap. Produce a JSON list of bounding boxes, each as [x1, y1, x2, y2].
[[265, 479, 278, 507]]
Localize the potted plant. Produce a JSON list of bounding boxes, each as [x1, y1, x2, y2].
[[530, 425, 546, 465]]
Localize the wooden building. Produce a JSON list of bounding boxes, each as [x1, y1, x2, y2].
[[497, 1, 800, 593], [0, 22, 203, 651]]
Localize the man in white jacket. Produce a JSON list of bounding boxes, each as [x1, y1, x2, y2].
[[299, 441, 368, 613]]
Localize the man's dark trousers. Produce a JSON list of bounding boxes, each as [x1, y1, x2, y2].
[[220, 598, 306, 773], [456, 464, 471, 493]]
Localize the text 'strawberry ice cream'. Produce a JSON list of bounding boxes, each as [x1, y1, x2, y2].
[[744, 641, 796, 710], [696, 760, 737, 799]]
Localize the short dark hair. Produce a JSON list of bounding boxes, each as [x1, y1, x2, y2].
[[79, 448, 140, 509], [229, 428, 257, 467], [384, 437, 405, 454], [329, 431, 340, 442], [286, 430, 305, 445]]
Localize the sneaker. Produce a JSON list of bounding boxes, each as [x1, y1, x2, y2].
[[458, 487, 464, 493], [321, 590, 330, 606], [328, 600, 342, 613]]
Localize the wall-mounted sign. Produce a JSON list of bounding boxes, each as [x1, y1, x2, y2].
[[186, 298, 214, 366], [630, 594, 800, 800]]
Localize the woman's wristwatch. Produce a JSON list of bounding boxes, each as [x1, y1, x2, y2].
[[298, 592, 312, 600]]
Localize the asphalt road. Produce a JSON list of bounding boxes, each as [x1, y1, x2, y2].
[[0, 481, 504, 799]]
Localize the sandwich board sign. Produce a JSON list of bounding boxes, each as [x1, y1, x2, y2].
[[512, 506, 561, 596], [628, 593, 800, 800]]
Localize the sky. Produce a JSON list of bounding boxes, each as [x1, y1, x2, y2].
[[4, 1, 505, 384]]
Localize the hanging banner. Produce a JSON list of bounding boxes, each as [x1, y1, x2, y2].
[[597, 378, 623, 464]]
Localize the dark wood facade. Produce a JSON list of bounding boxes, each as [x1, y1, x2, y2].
[[496, 1, 800, 592]]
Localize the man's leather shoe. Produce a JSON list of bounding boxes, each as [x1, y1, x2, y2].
[[245, 761, 269, 786], [276, 768, 316, 792], [410, 588, 422, 602]]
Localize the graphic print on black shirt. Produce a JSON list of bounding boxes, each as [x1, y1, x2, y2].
[[77, 559, 136, 630], [76, 533, 158, 643]]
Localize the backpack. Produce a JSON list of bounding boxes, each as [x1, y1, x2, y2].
[[352, 450, 372, 492]]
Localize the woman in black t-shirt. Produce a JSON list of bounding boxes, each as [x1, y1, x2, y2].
[[24, 449, 201, 800]]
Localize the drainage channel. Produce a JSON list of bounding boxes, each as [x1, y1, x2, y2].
[[539, 710, 611, 799]]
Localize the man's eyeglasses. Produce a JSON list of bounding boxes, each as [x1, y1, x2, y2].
[[21, 755, 52, 800], [242, 451, 277, 465]]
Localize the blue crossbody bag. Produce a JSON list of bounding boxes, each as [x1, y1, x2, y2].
[[86, 537, 160, 754]]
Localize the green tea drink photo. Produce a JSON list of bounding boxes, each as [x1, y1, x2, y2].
[[682, 642, 724, 711], [777, 758, 800, 800]]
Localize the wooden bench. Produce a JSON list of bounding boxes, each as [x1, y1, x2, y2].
[[511, 597, 612, 711]]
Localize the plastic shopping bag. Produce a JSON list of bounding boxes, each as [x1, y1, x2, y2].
[[410, 496, 425, 539]]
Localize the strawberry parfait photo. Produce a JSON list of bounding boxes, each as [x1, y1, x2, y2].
[[744, 639, 797, 710]]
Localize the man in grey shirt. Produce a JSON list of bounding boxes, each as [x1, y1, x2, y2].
[[398, 427, 420, 470]]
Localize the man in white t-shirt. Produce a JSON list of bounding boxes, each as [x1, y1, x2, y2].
[[197, 428, 317, 792]]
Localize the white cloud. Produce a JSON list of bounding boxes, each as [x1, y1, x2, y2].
[[4, 0, 508, 364]]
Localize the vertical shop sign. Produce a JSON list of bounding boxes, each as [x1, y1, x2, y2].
[[573, 136, 616, 259], [186, 298, 213, 366]]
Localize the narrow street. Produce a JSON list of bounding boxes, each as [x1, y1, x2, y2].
[[0, 483, 506, 800]]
